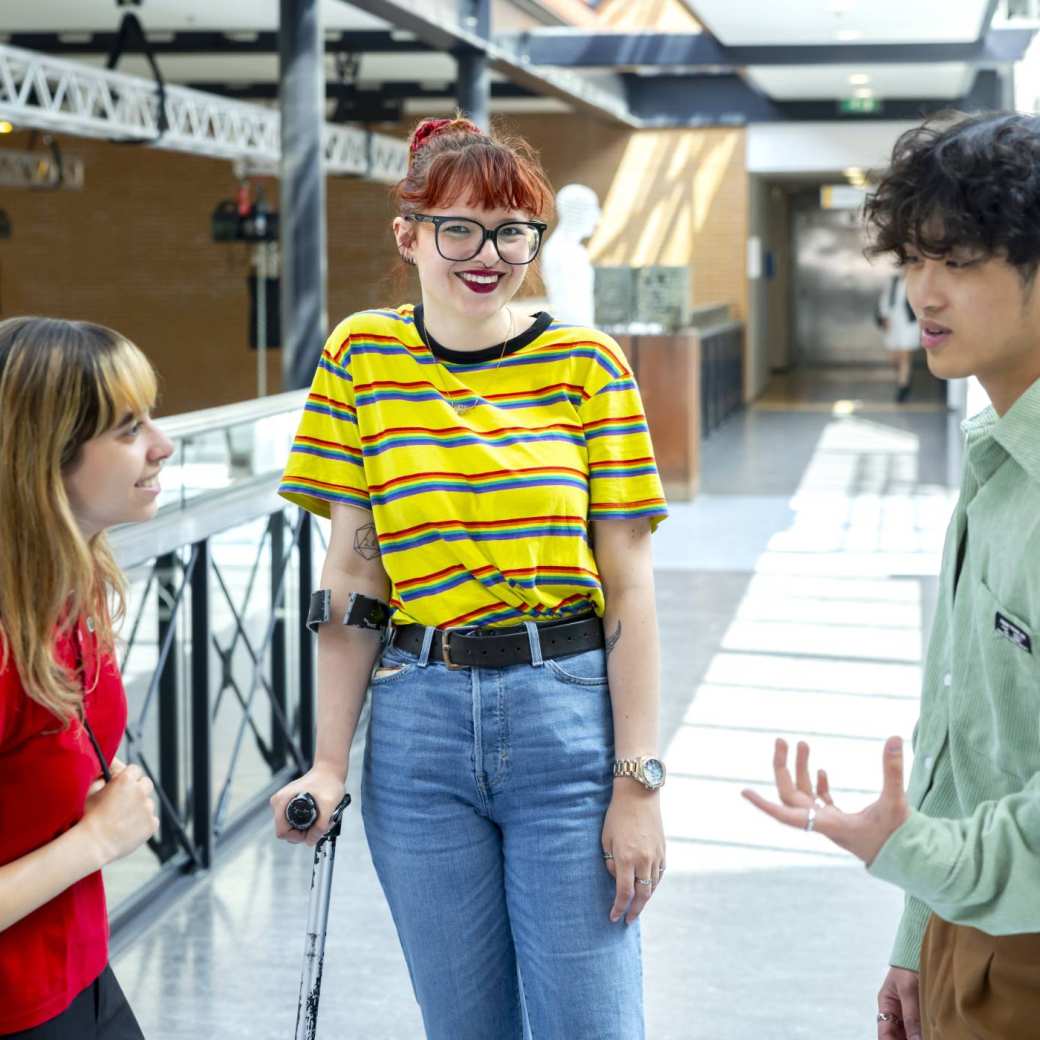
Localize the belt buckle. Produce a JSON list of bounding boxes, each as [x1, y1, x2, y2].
[[441, 629, 465, 670]]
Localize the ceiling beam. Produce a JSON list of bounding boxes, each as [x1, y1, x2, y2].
[[507, 26, 1036, 69], [338, 0, 638, 126], [190, 81, 535, 100], [191, 79, 535, 122], [979, 0, 1002, 38], [3, 30, 434, 55], [626, 69, 1003, 126]]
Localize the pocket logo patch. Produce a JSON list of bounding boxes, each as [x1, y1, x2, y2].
[[995, 612, 1033, 653]]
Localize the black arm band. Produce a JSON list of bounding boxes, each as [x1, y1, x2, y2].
[[306, 589, 390, 634], [343, 592, 391, 632]]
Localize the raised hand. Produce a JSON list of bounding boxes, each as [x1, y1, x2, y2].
[[741, 736, 910, 866]]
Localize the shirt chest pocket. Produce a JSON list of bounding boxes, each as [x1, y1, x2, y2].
[[957, 579, 1040, 776]]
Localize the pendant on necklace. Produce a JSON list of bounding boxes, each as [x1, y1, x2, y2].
[[449, 397, 480, 415]]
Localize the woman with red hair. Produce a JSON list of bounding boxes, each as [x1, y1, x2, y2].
[[272, 116, 668, 1039]]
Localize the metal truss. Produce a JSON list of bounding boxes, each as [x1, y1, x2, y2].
[[0, 147, 84, 188], [0, 43, 407, 183]]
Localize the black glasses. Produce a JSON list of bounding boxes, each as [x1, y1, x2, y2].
[[407, 214, 548, 265]]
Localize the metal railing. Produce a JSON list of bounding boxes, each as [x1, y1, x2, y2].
[[105, 392, 322, 948], [700, 320, 744, 438]]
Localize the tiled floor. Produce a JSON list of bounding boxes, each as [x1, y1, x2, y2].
[[113, 368, 959, 1039]]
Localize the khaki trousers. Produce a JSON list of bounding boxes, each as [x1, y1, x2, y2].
[[919, 914, 1040, 1039]]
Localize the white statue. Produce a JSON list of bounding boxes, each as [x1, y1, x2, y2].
[[541, 183, 601, 327]]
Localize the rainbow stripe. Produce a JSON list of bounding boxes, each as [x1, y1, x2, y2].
[[368, 466, 588, 506], [378, 516, 589, 555], [360, 423, 585, 457]]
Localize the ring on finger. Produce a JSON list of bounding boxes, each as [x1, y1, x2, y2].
[[805, 807, 817, 832], [876, 1012, 901, 1024], [635, 877, 652, 887], [602, 852, 614, 861]]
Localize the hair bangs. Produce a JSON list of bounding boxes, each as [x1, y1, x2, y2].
[[402, 140, 553, 222], [92, 335, 158, 434]]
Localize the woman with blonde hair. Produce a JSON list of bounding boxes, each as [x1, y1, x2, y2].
[[0, 317, 170, 1038], [272, 116, 668, 1038]]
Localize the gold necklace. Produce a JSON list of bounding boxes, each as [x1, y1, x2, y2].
[[446, 306, 514, 416]]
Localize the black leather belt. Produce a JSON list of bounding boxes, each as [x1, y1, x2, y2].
[[390, 613, 603, 670]]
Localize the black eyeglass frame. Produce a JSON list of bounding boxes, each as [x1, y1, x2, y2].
[[406, 213, 549, 266]]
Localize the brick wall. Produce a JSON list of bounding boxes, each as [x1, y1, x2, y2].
[[0, 115, 747, 413], [0, 131, 399, 414]]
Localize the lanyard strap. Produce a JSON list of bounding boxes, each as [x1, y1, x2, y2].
[[73, 619, 113, 783], [82, 716, 112, 782]]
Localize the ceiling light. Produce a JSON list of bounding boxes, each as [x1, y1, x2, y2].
[[830, 0, 855, 12], [835, 29, 864, 41], [0, 121, 13, 134], [849, 73, 871, 85]]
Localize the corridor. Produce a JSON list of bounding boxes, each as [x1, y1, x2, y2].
[[113, 373, 959, 1039]]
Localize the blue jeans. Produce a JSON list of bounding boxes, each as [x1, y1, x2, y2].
[[360, 628, 644, 1040]]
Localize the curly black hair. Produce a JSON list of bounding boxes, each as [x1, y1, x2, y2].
[[865, 111, 1040, 279]]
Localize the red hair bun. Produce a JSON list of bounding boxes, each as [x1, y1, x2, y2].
[[409, 117, 482, 157]]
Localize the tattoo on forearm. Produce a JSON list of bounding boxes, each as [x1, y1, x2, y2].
[[605, 620, 622, 658], [353, 522, 381, 561]]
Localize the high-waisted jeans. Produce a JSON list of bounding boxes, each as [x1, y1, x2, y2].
[[360, 627, 644, 1040]]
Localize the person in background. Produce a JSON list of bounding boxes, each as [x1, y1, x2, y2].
[[746, 111, 1040, 1040], [271, 115, 668, 1039], [877, 269, 920, 403], [0, 317, 168, 1038]]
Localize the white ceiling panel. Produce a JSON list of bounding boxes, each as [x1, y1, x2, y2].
[[693, 0, 991, 45], [747, 62, 977, 100], [0, 0, 387, 33]]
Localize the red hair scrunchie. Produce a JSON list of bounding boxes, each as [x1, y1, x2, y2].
[[409, 117, 481, 157]]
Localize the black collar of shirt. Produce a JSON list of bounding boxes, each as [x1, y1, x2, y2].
[[413, 305, 553, 365]]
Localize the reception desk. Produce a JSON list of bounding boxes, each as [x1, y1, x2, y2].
[[612, 321, 743, 501]]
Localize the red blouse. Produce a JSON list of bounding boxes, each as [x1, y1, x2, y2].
[[0, 617, 127, 1033]]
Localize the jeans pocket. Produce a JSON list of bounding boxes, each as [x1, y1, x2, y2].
[[370, 645, 416, 685], [545, 647, 609, 687]]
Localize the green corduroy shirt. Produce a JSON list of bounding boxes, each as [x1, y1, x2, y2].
[[869, 377, 1040, 971]]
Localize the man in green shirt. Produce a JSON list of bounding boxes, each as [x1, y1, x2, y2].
[[744, 111, 1040, 1040]]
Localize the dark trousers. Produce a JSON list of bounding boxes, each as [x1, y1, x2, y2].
[[920, 913, 1040, 1039], [3, 966, 144, 1039]]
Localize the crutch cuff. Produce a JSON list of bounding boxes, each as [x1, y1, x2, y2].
[[306, 589, 332, 634]]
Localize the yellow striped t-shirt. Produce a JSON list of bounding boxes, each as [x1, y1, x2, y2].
[[279, 304, 667, 628]]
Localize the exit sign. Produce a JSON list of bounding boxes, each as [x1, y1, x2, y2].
[[840, 97, 882, 115]]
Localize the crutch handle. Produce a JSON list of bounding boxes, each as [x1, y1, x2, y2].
[[286, 792, 352, 837], [286, 792, 319, 831]]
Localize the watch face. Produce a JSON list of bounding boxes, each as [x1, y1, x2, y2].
[[643, 758, 665, 788]]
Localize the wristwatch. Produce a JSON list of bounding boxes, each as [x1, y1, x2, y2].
[[613, 756, 666, 790]]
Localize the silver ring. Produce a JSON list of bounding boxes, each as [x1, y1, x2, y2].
[[636, 877, 652, 887], [805, 807, 817, 832], [602, 852, 614, 861], [876, 1012, 900, 1024]]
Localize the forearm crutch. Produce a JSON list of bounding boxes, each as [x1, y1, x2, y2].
[[286, 792, 352, 1040]]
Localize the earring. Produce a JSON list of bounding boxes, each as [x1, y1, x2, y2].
[[400, 253, 416, 266]]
